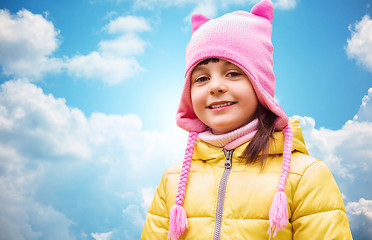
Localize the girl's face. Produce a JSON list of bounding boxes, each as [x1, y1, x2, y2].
[[190, 59, 258, 135]]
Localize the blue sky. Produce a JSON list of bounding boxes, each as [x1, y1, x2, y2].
[[0, 0, 371, 239]]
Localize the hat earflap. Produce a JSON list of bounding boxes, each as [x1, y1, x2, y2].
[[268, 124, 293, 239], [168, 132, 198, 240]]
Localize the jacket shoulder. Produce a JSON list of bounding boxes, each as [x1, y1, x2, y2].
[[290, 152, 346, 219], [289, 151, 322, 177], [163, 162, 183, 176], [288, 153, 351, 238]]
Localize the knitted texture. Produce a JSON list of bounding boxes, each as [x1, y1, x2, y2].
[[198, 118, 259, 150], [268, 124, 293, 238], [176, 0, 289, 132], [168, 131, 198, 240]]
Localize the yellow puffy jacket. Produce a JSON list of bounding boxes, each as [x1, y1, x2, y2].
[[141, 119, 352, 239]]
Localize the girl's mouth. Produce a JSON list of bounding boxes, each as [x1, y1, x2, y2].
[[208, 102, 236, 109]]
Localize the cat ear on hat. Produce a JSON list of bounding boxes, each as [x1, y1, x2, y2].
[[191, 13, 211, 34], [251, 0, 273, 23]]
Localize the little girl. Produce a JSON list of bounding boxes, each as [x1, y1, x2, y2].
[[141, 0, 352, 239]]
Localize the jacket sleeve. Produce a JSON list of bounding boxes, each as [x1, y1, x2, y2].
[[290, 160, 353, 239], [141, 172, 170, 240]]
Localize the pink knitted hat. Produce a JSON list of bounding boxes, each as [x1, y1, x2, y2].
[[176, 0, 288, 133], [169, 1, 293, 239]]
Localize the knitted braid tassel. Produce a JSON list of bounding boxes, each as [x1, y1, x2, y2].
[[268, 124, 293, 239], [168, 131, 198, 240]]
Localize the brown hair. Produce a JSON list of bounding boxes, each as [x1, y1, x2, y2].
[[198, 57, 220, 65], [243, 103, 277, 166]]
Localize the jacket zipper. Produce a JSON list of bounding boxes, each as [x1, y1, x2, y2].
[[213, 149, 234, 240]]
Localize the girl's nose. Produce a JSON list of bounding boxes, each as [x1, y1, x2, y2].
[[209, 77, 227, 95]]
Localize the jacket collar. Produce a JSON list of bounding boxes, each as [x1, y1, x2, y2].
[[192, 118, 309, 161]]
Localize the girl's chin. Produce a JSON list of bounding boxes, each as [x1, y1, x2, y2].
[[209, 121, 252, 135], [210, 126, 235, 135]]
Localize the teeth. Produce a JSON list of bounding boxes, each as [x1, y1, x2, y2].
[[210, 102, 234, 109]]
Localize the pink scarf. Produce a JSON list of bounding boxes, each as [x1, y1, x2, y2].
[[198, 119, 259, 150]]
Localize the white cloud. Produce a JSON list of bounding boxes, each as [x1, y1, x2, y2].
[[191, 0, 219, 18], [0, 79, 186, 239], [0, 145, 75, 240], [347, 198, 372, 218], [66, 52, 144, 85], [346, 198, 372, 239], [122, 204, 145, 228], [353, 88, 372, 122], [293, 89, 372, 180], [272, 0, 297, 10], [294, 115, 372, 180], [66, 16, 150, 85], [0, 9, 64, 78], [0, 79, 91, 159], [0, 9, 150, 85], [346, 15, 372, 73], [98, 34, 147, 57], [91, 231, 113, 240], [106, 15, 151, 33], [141, 187, 155, 211]]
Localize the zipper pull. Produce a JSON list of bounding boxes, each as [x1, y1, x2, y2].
[[223, 149, 233, 169]]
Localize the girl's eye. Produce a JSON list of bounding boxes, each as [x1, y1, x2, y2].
[[226, 72, 242, 77], [195, 76, 209, 83]]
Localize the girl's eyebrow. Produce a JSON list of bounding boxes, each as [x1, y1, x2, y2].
[[224, 61, 235, 66], [192, 65, 205, 72]]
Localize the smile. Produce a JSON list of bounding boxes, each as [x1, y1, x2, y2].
[[208, 102, 236, 109]]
